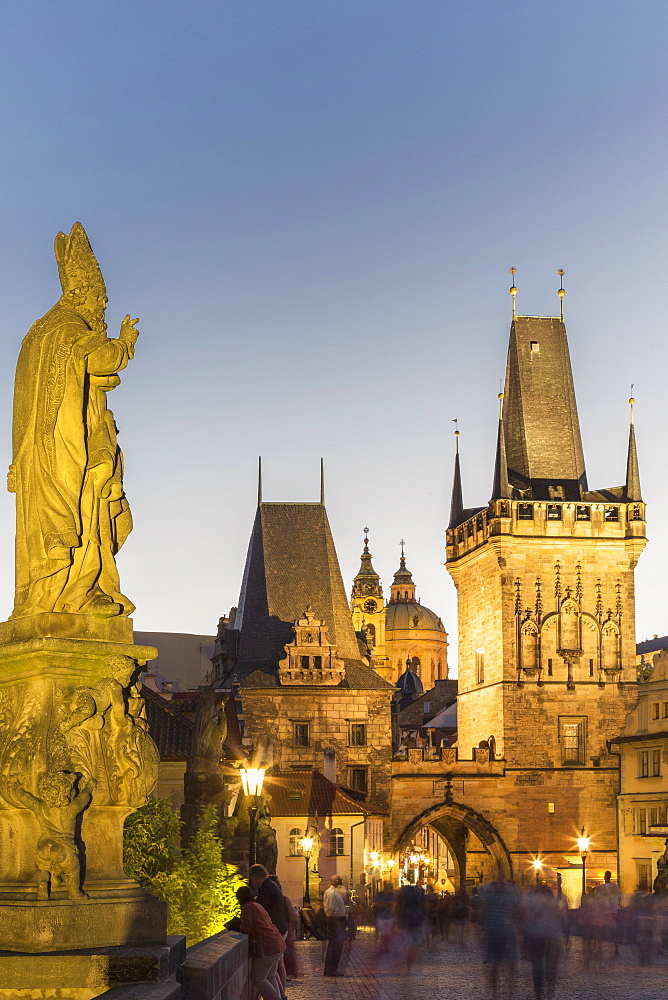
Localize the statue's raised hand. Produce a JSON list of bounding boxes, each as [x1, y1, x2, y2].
[[119, 315, 140, 358]]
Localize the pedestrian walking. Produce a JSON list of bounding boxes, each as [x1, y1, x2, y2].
[[479, 879, 520, 999], [323, 875, 348, 977], [249, 865, 289, 999], [521, 883, 563, 1000]]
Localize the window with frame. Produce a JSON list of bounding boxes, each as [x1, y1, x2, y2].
[[605, 506, 619, 522], [546, 504, 562, 521], [636, 861, 651, 891], [639, 750, 650, 777], [294, 722, 310, 747], [652, 703, 660, 720], [517, 503, 534, 520], [576, 505, 590, 521], [559, 717, 585, 765], [652, 749, 661, 776], [663, 703, 668, 719], [288, 828, 303, 855], [475, 649, 485, 685], [636, 808, 647, 835], [329, 828, 345, 856], [350, 723, 367, 747], [350, 767, 368, 793]]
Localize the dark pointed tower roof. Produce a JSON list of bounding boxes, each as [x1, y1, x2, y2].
[[491, 393, 511, 500], [351, 529, 383, 600], [625, 397, 642, 502], [234, 502, 363, 672], [448, 430, 464, 528], [503, 316, 587, 500]]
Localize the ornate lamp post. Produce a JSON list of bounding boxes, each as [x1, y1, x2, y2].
[[577, 829, 590, 903], [239, 766, 266, 868], [300, 835, 314, 906], [532, 859, 543, 885]]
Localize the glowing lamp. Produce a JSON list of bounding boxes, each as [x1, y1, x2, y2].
[[387, 859, 396, 869], [370, 851, 379, 864], [300, 836, 314, 855], [577, 833, 590, 855], [532, 859, 542, 871], [239, 767, 265, 798]]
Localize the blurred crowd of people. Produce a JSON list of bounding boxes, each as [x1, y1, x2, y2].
[[366, 872, 668, 999]]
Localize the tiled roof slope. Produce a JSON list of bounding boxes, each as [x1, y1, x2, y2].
[[265, 769, 387, 818], [234, 503, 373, 672], [637, 636, 668, 655], [397, 679, 458, 727], [143, 685, 194, 761]]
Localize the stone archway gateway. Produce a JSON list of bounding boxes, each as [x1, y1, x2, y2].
[[394, 799, 513, 887]]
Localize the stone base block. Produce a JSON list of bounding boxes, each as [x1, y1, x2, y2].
[[0, 935, 185, 992], [0, 612, 136, 645], [0, 897, 168, 953]]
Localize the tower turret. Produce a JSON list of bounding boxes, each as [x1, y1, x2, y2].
[[389, 543, 416, 604]]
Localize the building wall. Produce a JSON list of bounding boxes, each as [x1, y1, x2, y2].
[[154, 761, 187, 807], [241, 687, 393, 812], [273, 814, 382, 905], [385, 629, 448, 690], [615, 654, 668, 898]]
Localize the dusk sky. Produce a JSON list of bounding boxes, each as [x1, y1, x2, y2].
[[1, 1, 667, 669]]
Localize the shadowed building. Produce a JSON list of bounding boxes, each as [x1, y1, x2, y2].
[[389, 302, 646, 896], [213, 492, 394, 823]]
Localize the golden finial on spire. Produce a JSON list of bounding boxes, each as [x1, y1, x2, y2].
[[453, 418, 459, 453], [509, 267, 517, 317], [498, 391, 505, 418], [629, 384, 635, 425], [557, 269, 565, 320]]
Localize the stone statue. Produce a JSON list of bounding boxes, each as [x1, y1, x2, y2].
[[10, 770, 92, 901], [9, 222, 138, 619], [60, 655, 159, 805]]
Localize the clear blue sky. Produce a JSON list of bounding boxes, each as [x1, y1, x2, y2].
[[1, 1, 667, 668]]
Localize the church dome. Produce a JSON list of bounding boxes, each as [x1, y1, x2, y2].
[[395, 664, 424, 696], [385, 601, 445, 633]]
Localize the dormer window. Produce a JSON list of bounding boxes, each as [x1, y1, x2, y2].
[[530, 341, 540, 353]]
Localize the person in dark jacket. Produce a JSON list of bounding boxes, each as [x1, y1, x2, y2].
[[250, 865, 288, 999]]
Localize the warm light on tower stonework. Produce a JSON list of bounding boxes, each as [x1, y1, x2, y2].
[[0, 224, 173, 996]]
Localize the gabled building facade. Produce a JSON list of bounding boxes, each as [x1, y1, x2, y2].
[[213, 498, 394, 814]]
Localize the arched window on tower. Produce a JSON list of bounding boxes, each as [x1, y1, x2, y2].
[[364, 622, 376, 646], [411, 656, 421, 676]]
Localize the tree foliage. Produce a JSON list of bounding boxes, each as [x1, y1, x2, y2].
[[123, 799, 244, 944]]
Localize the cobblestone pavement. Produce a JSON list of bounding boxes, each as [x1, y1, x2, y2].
[[286, 928, 668, 1000]]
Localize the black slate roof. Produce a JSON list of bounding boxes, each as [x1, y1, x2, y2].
[[232, 502, 391, 691]]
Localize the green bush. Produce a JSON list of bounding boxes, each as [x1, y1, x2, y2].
[[124, 799, 244, 944]]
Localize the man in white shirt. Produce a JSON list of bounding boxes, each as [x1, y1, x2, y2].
[[323, 876, 347, 977]]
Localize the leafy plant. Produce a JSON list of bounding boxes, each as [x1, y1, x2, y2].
[[124, 799, 244, 944]]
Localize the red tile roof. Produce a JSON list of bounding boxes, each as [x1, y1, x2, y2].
[[265, 770, 387, 818]]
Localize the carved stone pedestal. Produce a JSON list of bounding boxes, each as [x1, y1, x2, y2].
[[0, 615, 166, 955]]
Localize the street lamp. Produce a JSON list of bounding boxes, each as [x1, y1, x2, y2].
[[300, 835, 314, 907], [577, 828, 590, 903], [532, 859, 543, 885], [239, 766, 266, 869]]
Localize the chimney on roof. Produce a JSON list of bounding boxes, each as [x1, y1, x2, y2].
[[323, 747, 336, 784]]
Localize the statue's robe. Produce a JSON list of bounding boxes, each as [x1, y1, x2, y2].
[[11, 302, 133, 616]]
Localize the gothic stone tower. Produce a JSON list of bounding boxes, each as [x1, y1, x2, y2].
[[446, 313, 645, 869]]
